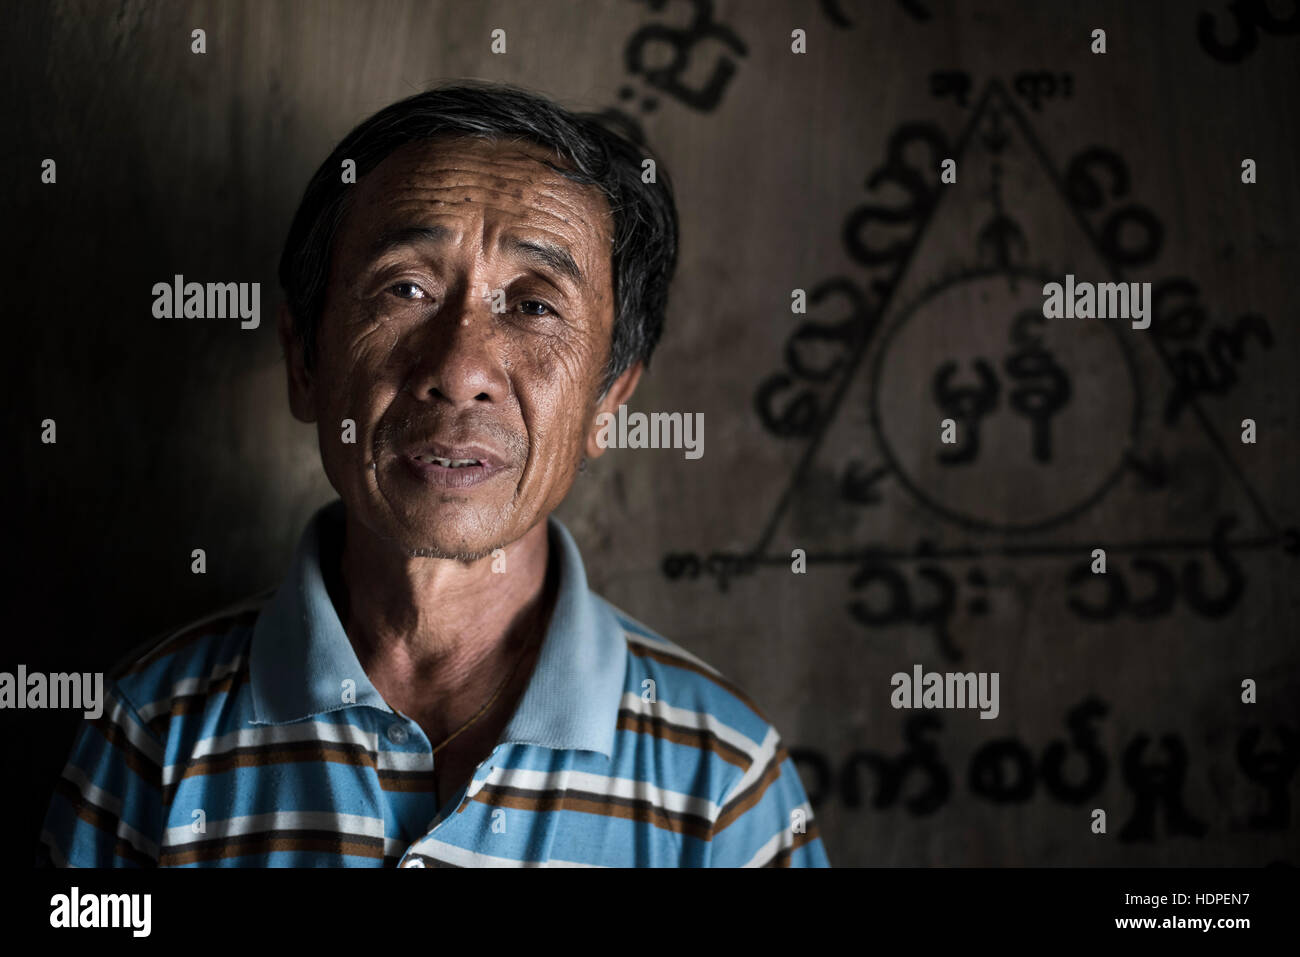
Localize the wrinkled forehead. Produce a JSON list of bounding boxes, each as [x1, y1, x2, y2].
[[337, 134, 615, 268]]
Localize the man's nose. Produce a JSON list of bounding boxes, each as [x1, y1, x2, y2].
[[403, 282, 510, 406]]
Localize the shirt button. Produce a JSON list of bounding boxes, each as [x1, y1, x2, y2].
[[387, 723, 409, 745], [402, 857, 425, 868]]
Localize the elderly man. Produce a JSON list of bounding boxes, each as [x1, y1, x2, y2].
[[40, 83, 828, 867]]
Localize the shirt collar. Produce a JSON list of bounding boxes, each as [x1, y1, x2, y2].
[[249, 499, 626, 758]]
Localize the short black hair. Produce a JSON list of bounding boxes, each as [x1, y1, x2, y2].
[[277, 81, 678, 395]]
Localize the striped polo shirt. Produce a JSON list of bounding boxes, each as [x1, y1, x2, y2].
[[40, 500, 829, 867]]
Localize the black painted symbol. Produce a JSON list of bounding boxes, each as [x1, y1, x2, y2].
[[664, 79, 1285, 619], [1236, 726, 1300, 829], [1198, 0, 1300, 63], [622, 0, 747, 113], [821, 0, 931, 28], [874, 265, 1138, 533], [1120, 734, 1208, 842]]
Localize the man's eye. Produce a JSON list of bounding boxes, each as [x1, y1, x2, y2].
[[518, 300, 552, 316], [389, 282, 427, 300]]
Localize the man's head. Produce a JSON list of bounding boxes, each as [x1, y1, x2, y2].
[[277, 83, 678, 561]]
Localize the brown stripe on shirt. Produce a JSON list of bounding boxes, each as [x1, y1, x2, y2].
[[626, 640, 768, 720], [762, 820, 823, 867], [91, 709, 162, 786], [469, 782, 714, 841], [159, 828, 384, 866], [53, 776, 156, 866], [712, 744, 790, 833], [145, 664, 250, 738], [162, 739, 377, 805], [376, 767, 438, 792], [616, 707, 752, 769]]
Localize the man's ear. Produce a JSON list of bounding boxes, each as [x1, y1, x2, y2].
[[586, 360, 643, 460], [278, 303, 317, 424]]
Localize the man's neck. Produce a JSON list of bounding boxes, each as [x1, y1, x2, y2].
[[323, 509, 555, 744]]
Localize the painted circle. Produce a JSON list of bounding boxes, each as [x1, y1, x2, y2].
[[869, 266, 1141, 532]]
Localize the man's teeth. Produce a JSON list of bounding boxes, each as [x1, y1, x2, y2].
[[414, 454, 480, 467]]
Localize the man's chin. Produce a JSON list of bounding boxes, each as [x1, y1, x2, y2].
[[381, 513, 507, 563], [346, 480, 519, 561], [402, 542, 498, 562]]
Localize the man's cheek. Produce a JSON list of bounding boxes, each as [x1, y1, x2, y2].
[[517, 331, 587, 383], [330, 359, 381, 428]]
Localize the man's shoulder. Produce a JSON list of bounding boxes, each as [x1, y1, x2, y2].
[[593, 595, 826, 866], [596, 596, 783, 755], [105, 589, 274, 721]]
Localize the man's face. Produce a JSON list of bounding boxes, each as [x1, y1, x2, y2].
[[282, 135, 638, 560]]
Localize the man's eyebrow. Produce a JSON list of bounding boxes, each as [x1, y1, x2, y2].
[[366, 224, 454, 260], [502, 236, 583, 287]]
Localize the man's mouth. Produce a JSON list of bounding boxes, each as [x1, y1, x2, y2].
[[398, 441, 509, 489], [411, 454, 482, 468]]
